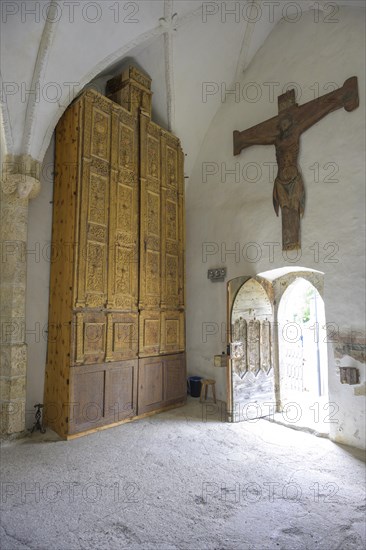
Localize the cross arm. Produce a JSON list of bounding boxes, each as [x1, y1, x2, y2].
[[233, 114, 278, 156], [294, 77, 359, 134]]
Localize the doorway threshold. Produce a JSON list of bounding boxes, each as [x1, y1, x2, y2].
[[265, 412, 329, 439]]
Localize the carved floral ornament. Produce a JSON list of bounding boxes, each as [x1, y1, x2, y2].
[[1, 173, 41, 199]]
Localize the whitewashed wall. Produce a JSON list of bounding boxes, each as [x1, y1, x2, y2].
[[186, 7, 365, 448]]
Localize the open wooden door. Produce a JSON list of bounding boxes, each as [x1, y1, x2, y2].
[[227, 276, 276, 422]]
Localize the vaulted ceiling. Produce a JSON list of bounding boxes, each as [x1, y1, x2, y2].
[[1, 0, 363, 176]]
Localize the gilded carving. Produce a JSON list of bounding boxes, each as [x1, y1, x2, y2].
[[86, 242, 105, 293], [91, 157, 109, 176], [115, 247, 131, 295], [167, 147, 178, 187], [144, 319, 160, 347], [146, 251, 159, 296], [113, 322, 136, 352], [166, 200, 178, 241], [166, 255, 178, 298], [147, 137, 159, 178], [147, 192, 159, 235], [75, 313, 84, 364], [117, 184, 133, 233], [165, 319, 179, 346], [87, 224, 106, 243], [89, 174, 107, 225], [84, 322, 105, 354], [120, 126, 134, 168], [91, 110, 109, 160]]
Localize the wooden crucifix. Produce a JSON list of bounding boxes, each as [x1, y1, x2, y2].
[[233, 77, 359, 250]]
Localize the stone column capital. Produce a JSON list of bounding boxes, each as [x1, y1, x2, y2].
[[1, 173, 41, 199], [1, 154, 42, 200]]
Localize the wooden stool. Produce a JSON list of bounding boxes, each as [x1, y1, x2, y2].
[[200, 379, 216, 403]]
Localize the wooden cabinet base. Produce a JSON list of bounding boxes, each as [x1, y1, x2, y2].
[[138, 353, 186, 414], [45, 353, 186, 439], [66, 401, 186, 440]]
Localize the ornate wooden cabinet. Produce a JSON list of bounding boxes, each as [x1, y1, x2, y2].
[[44, 67, 186, 438]]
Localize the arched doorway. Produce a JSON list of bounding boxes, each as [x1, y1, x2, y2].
[[227, 276, 275, 422], [227, 268, 330, 434], [277, 278, 329, 433]]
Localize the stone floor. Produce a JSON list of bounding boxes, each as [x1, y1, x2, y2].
[[1, 398, 365, 550]]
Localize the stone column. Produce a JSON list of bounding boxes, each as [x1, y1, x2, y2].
[[1, 155, 41, 435]]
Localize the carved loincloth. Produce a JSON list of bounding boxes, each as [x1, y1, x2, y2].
[[273, 172, 305, 217]]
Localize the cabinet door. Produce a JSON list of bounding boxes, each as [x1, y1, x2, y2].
[[163, 354, 186, 404], [139, 115, 161, 353], [139, 311, 160, 357], [72, 312, 107, 365], [107, 107, 139, 312], [106, 312, 138, 362], [138, 356, 164, 414], [104, 361, 138, 421], [75, 92, 112, 309], [160, 311, 185, 355], [138, 353, 186, 415], [161, 134, 184, 310], [69, 360, 138, 434]]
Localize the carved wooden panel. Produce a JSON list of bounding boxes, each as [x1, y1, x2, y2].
[[248, 319, 260, 376], [71, 369, 105, 429], [161, 134, 185, 310], [138, 357, 164, 414], [260, 319, 272, 373], [139, 311, 160, 357], [108, 107, 139, 311], [161, 311, 185, 354], [45, 70, 186, 438], [106, 312, 138, 362], [138, 354, 186, 414], [164, 354, 186, 403], [72, 311, 106, 365], [75, 94, 111, 309], [139, 116, 161, 310], [69, 360, 138, 433], [104, 361, 138, 421], [228, 277, 275, 423]]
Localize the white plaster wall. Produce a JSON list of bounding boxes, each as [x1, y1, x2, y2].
[[25, 137, 54, 428], [186, 7, 365, 448]]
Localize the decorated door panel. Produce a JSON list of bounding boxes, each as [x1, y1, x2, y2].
[[228, 277, 275, 422], [72, 311, 107, 365], [161, 133, 181, 310], [44, 68, 186, 439], [139, 115, 161, 313], [160, 311, 185, 354], [107, 107, 139, 311], [75, 93, 111, 309], [139, 311, 160, 357], [106, 312, 138, 362]]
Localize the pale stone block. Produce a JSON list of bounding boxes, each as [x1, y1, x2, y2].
[[0, 315, 25, 345], [0, 377, 26, 401], [0, 244, 27, 283], [0, 286, 26, 318], [0, 344, 27, 377], [0, 400, 25, 434]]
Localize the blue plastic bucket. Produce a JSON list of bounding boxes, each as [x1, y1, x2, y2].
[[187, 376, 202, 398]]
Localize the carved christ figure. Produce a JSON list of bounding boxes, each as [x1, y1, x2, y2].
[[233, 77, 359, 250]]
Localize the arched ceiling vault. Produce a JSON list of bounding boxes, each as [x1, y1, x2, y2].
[[1, 0, 363, 176]]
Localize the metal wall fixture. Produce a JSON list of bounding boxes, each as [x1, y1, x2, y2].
[[207, 268, 227, 282]]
